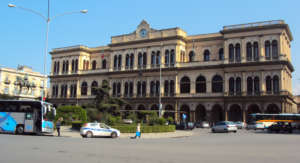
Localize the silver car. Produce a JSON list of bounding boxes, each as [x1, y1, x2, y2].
[[235, 122, 246, 129], [246, 122, 265, 130], [212, 121, 237, 133], [80, 123, 121, 138]]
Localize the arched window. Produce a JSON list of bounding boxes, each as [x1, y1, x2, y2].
[[196, 76, 206, 93], [83, 60, 86, 70], [204, 50, 210, 61], [212, 75, 223, 93], [52, 85, 56, 96], [54, 62, 57, 73], [170, 80, 174, 94], [272, 40, 278, 56], [229, 77, 234, 93], [236, 77, 241, 92], [91, 81, 98, 95], [156, 51, 160, 65], [81, 82, 87, 95], [273, 75, 279, 92], [247, 77, 253, 92], [55, 85, 58, 96], [189, 51, 194, 62], [235, 43, 240, 59], [124, 82, 128, 94], [180, 77, 190, 93], [129, 82, 133, 95], [130, 53, 134, 67], [137, 82, 141, 95], [102, 59, 107, 69], [72, 60, 74, 71], [265, 41, 271, 57], [126, 54, 130, 67], [117, 83, 121, 95], [170, 49, 175, 63], [155, 81, 160, 94], [70, 85, 73, 96], [246, 42, 252, 58], [151, 51, 156, 65], [75, 59, 78, 70], [229, 44, 234, 59], [92, 60, 97, 70], [138, 53, 142, 66], [63, 61, 66, 72], [253, 42, 259, 58], [164, 80, 169, 93], [118, 55, 122, 67], [86, 60, 89, 70], [219, 48, 224, 60], [266, 76, 272, 91], [143, 52, 147, 65], [66, 60, 69, 72], [114, 56, 118, 68], [57, 61, 60, 72], [64, 85, 67, 96], [142, 81, 146, 94], [113, 83, 117, 95], [150, 81, 155, 94], [165, 50, 169, 64], [61, 85, 64, 95], [254, 76, 259, 92]]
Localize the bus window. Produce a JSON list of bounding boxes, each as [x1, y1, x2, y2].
[[0, 102, 5, 111], [6, 102, 19, 112], [20, 102, 34, 113], [26, 113, 33, 120], [271, 116, 275, 120]]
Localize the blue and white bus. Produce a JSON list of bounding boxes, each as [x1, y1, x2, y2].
[[0, 100, 56, 134]]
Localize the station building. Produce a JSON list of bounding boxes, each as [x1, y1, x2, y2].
[[48, 20, 297, 124]]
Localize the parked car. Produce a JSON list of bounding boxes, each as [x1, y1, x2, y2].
[[293, 124, 300, 130], [176, 122, 195, 130], [200, 121, 210, 128], [80, 123, 121, 138], [211, 121, 237, 133], [235, 122, 246, 129], [246, 122, 265, 130], [122, 119, 133, 124], [267, 122, 293, 133]]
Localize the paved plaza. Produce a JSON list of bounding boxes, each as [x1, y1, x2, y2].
[[0, 128, 299, 163]]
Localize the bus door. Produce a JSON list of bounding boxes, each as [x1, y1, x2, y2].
[[20, 102, 35, 133], [24, 112, 34, 132]]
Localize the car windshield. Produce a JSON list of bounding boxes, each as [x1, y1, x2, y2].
[[203, 122, 208, 124], [227, 122, 235, 125], [188, 123, 194, 125], [258, 122, 263, 124]]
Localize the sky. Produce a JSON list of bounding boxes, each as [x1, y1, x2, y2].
[[1, 0, 300, 94]]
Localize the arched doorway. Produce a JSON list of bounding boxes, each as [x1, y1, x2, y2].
[[164, 104, 174, 120], [151, 104, 159, 116], [180, 104, 190, 122], [266, 104, 280, 114], [211, 104, 223, 124], [246, 104, 260, 123], [228, 104, 242, 122], [195, 104, 206, 122]]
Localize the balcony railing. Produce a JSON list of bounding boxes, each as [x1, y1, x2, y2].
[[163, 93, 175, 97], [223, 20, 284, 30], [4, 80, 10, 84], [151, 64, 160, 68], [125, 66, 133, 70], [247, 91, 260, 95], [136, 94, 147, 97], [229, 92, 242, 96], [113, 67, 121, 71], [247, 57, 259, 62], [137, 65, 146, 69], [164, 63, 175, 67]]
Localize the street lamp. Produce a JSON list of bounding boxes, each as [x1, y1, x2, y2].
[[8, 2, 87, 102]]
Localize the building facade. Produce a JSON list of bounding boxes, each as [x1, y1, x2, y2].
[[49, 20, 297, 124], [0, 65, 47, 97]]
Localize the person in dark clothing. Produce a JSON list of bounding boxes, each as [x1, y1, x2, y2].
[[56, 119, 61, 137]]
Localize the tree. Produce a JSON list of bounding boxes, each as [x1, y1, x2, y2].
[[81, 103, 96, 109], [0, 94, 13, 100]]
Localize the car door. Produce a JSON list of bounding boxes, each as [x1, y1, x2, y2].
[[215, 122, 220, 131], [100, 124, 110, 136], [89, 124, 99, 136]]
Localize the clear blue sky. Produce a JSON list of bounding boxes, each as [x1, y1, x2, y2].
[[1, 0, 300, 94]]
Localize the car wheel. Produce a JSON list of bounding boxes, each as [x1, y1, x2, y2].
[[254, 127, 256, 131], [289, 130, 292, 134], [262, 129, 264, 131], [267, 129, 271, 133], [81, 135, 86, 138], [233, 131, 237, 133], [246, 127, 249, 130], [224, 129, 228, 133], [110, 132, 117, 138], [16, 125, 24, 135], [280, 129, 284, 133], [86, 131, 93, 138], [212, 129, 215, 133]]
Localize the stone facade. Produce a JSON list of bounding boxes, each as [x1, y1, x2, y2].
[[49, 20, 297, 124]]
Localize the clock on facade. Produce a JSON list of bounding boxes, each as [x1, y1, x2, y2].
[[139, 29, 147, 38]]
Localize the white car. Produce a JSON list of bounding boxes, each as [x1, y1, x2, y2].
[[80, 123, 121, 138], [246, 122, 265, 130]]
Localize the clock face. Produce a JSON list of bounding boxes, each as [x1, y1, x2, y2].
[[140, 29, 147, 38]]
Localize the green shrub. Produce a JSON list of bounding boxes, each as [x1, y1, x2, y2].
[[72, 115, 78, 121], [116, 116, 121, 123], [112, 125, 175, 133], [55, 106, 87, 125], [158, 118, 166, 126], [85, 108, 99, 122], [167, 117, 174, 123], [109, 118, 116, 125], [72, 122, 82, 130], [148, 116, 159, 126], [126, 113, 137, 123]]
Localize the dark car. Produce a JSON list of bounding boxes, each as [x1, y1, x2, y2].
[[176, 122, 195, 130], [267, 121, 293, 133]]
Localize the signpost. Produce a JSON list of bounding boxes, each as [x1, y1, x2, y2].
[[183, 114, 186, 130]]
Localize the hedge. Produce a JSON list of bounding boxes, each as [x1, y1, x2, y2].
[[72, 122, 83, 130], [111, 125, 175, 133]]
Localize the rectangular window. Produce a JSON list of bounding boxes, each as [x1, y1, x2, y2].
[[31, 90, 35, 96], [20, 102, 34, 113], [40, 81, 44, 87], [6, 102, 19, 112], [23, 89, 27, 94], [0, 102, 5, 111], [14, 88, 18, 94], [4, 87, 9, 94]]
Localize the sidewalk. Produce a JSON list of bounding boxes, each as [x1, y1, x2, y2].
[[49, 126, 198, 139]]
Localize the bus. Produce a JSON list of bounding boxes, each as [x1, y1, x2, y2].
[[0, 100, 56, 135], [249, 113, 300, 128]]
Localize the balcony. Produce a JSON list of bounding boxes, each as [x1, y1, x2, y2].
[[123, 94, 134, 98], [247, 57, 259, 62], [247, 91, 260, 95], [136, 94, 147, 98], [265, 56, 279, 61], [163, 93, 175, 97], [151, 64, 160, 68], [113, 67, 121, 71], [125, 66, 133, 70], [228, 59, 241, 63], [4, 80, 10, 84], [164, 63, 175, 67], [137, 65, 146, 69]]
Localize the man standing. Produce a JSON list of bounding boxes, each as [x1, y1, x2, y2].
[[56, 119, 61, 137]]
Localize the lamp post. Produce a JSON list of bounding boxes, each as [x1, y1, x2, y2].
[[8, 1, 87, 102]]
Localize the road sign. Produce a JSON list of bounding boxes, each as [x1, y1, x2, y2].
[[183, 114, 186, 119]]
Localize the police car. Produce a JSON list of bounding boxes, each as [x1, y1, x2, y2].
[[80, 123, 121, 138]]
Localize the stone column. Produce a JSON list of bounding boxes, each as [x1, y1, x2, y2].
[[121, 78, 124, 97], [280, 69, 284, 91], [242, 71, 246, 96], [67, 81, 70, 97], [224, 72, 228, 95], [146, 77, 150, 95], [175, 99, 178, 122], [260, 70, 265, 94], [261, 102, 265, 114], [223, 38, 228, 64], [147, 47, 151, 69], [206, 110, 212, 126], [278, 33, 282, 56], [133, 78, 137, 96], [175, 75, 179, 96], [190, 110, 195, 122], [242, 102, 246, 123], [134, 49, 138, 70], [241, 37, 245, 63], [161, 46, 165, 68], [224, 102, 228, 121], [76, 80, 80, 96], [122, 50, 125, 70], [259, 35, 264, 61], [190, 81, 195, 94]]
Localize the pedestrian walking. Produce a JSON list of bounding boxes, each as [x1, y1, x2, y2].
[[56, 119, 61, 137], [135, 123, 141, 138]]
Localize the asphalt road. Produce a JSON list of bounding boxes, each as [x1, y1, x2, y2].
[[0, 128, 299, 163]]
